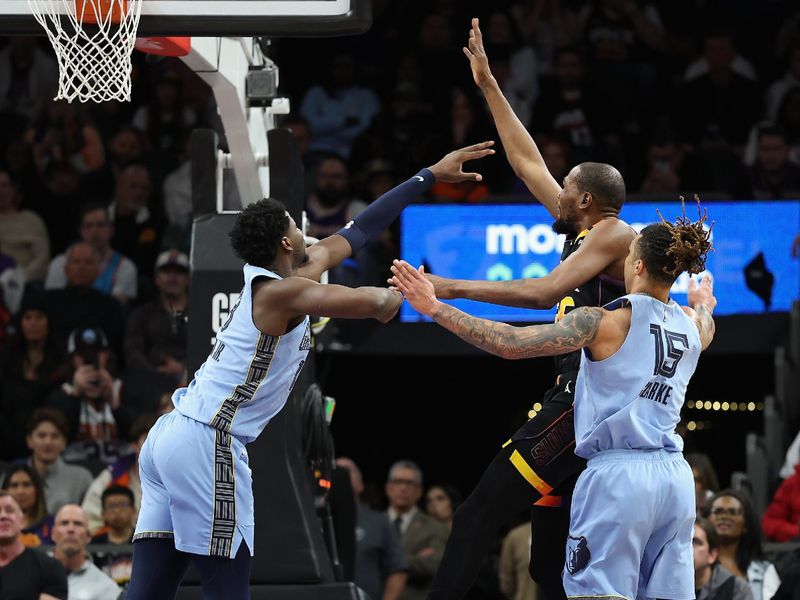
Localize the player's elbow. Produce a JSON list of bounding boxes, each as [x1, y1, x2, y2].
[[524, 284, 559, 310]]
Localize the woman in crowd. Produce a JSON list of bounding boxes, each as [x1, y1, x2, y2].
[[707, 489, 781, 600], [1, 464, 54, 546], [425, 483, 462, 530], [687, 452, 720, 515], [0, 296, 65, 459]]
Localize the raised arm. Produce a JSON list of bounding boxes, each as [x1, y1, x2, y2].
[[684, 274, 716, 351], [297, 141, 495, 281], [427, 220, 633, 309], [464, 18, 562, 217], [254, 276, 403, 336], [390, 260, 606, 360]]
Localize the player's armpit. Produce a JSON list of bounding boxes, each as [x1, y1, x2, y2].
[[297, 235, 352, 281]]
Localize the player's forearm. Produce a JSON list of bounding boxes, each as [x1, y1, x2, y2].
[[428, 303, 602, 360], [694, 305, 716, 350], [335, 170, 434, 254], [448, 277, 556, 309], [479, 79, 547, 178]]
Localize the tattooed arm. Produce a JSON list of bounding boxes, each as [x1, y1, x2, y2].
[[390, 259, 606, 359], [685, 273, 717, 351], [428, 302, 605, 360]]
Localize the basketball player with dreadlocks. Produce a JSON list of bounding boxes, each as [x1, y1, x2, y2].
[[393, 19, 636, 600], [392, 203, 716, 600], [125, 142, 495, 600]]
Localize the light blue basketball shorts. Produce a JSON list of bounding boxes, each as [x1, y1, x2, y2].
[[563, 449, 695, 600], [133, 410, 254, 558]]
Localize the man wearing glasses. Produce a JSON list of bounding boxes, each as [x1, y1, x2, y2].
[[385, 460, 449, 600]]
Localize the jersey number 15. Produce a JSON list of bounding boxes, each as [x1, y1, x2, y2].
[[649, 324, 689, 378]]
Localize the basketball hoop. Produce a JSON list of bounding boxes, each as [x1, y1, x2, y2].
[[27, 0, 143, 102]]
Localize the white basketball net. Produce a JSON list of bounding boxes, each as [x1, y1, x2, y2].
[[27, 0, 143, 103]]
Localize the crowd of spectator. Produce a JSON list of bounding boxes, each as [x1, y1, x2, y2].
[[2, 0, 800, 598]]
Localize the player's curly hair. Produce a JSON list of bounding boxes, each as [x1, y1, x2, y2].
[[229, 198, 290, 267], [637, 195, 714, 285]]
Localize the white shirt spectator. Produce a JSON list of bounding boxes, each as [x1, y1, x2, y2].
[[46, 252, 137, 301]]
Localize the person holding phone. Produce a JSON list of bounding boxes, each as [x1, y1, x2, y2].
[[46, 327, 134, 465]]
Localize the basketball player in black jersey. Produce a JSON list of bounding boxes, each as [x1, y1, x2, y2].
[[415, 19, 638, 600]]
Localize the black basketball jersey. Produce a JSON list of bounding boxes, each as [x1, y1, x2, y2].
[[552, 228, 625, 376]]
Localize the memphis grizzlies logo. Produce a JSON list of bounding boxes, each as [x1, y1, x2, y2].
[[566, 535, 590, 574]]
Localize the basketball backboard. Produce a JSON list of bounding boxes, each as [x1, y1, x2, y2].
[[0, 0, 371, 36]]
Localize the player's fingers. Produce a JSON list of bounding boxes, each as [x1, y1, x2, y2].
[[463, 148, 496, 160], [463, 47, 473, 59], [688, 277, 697, 292], [461, 140, 494, 152], [461, 172, 483, 181]]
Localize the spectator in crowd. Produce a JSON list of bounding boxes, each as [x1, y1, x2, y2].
[[91, 486, 135, 545], [776, 86, 800, 165], [29, 160, 84, 256], [429, 88, 496, 200], [0, 491, 67, 599], [766, 44, 800, 121], [28, 100, 105, 176], [638, 132, 698, 195], [499, 519, 537, 600], [24, 408, 93, 515], [531, 47, 602, 162], [0, 294, 66, 459], [349, 81, 437, 180], [299, 51, 381, 159], [42, 242, 124, 351], [90, 486, 136, 588], [694, 517, 754, 600], [761, 459, 800, 543], [483, 9, 539, 130], [779, 430, 800, 478], [108, 165, 161, 278], [424, 484, 461, 530], [0, 37, 58, 121], [82, 414, 154, 534], [51, 504, 121, 599], [336, 457, 408, 600], [707, 489, 781, 600], [101, 126, 148, 187], [687, 453, 720, 515], [1, 464, 53, 547], [0, 250, 24, 342], [46, 327, 134, 465], [305, 155, 367, 241], [748, 126, 800, 199], [385, 460, 448, 600], [0, 168, 50, 282], [123, 249, 188, 383], [45, 203, 138, 305], [132, 70, 196, 175], [677, 29, 761, 148]]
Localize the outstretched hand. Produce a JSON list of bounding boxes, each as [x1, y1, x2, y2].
[[428, 140, 495, 183], [389, 260, 439, 316], [687, 273, 717, 313], [463, 18, 493, 89]]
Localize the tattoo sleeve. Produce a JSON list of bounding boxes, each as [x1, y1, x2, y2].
[[694, 305, 716, 350], [428, 303, 605, 360]]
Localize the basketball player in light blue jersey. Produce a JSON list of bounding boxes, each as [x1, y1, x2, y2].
[[391, 203, 716, 600], [125, 141, 496, 600]]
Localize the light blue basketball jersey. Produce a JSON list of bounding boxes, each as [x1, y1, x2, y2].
[[173, 264, 311, 443], [574, 294, 701, 459]]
